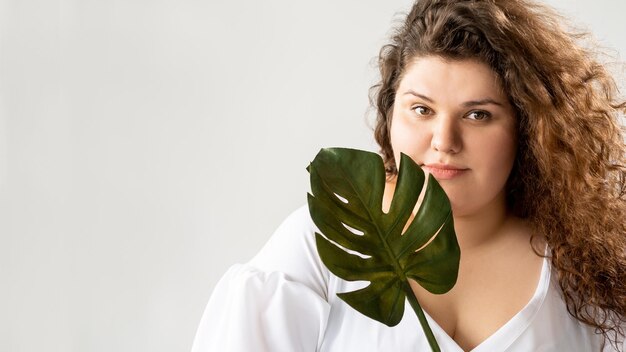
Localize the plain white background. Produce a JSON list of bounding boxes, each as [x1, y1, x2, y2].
[[0, 1, 623, 351]]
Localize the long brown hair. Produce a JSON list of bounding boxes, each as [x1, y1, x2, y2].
[[370, 0, 626, 348]]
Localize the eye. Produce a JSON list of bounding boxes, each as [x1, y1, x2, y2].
[[412, 105, 432, 117], [466, 110, 491, 121]]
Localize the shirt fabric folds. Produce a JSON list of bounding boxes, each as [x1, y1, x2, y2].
[[192, 206, 623, 352]]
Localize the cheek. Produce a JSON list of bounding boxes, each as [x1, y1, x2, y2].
[[390, 119, 429, 165], [473, 129, 517, 183]]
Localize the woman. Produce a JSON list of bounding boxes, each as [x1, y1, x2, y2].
[[192, 0, 625, 351]]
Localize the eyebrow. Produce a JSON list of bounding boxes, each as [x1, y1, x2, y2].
[[403, 90, 504, 107]]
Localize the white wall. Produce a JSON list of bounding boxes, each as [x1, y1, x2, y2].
[[0, 1, 623, 351]]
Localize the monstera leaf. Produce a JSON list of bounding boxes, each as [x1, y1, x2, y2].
[[307, 148, 460, 352]]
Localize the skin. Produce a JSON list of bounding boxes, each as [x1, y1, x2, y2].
[[382, 56, 545, 351]]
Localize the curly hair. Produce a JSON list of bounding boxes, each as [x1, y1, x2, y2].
[[370, 0, 626, 348]]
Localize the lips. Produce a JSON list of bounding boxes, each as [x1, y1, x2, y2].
[[422, 163, 469, 180]]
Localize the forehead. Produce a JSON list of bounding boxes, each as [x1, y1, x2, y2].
[[396, 56, 507, 102]]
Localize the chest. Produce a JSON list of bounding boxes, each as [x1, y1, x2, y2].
[[319, 263, 603, 352], [409, 248, 545, 351]]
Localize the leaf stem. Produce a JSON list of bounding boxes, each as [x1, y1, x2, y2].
[[402, 280, 441, 352]]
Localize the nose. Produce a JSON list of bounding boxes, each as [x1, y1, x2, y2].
[[430, 116, 462, 154]]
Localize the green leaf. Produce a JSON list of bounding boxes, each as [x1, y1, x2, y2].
[[307, 147, 460, 331]]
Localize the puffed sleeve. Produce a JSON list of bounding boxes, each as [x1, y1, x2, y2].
[[191, 206, 331, 352]]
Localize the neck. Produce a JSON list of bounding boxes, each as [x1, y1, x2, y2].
[[451, 192, 510, 252]]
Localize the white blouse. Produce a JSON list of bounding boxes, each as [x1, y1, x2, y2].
[[192, 206, 623, 352]]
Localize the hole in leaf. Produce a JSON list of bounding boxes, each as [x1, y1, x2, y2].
[[342, 223, 365, 236], [318, 232, 371, 259], [351, 251, 372, 259], [334, 192, 349, 204], [400, 179, 429, 235], [415, 222, 444, 252]]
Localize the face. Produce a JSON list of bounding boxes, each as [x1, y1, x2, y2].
[[390, 56, 517, 217]]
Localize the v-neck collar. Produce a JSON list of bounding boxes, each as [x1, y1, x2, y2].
[[422, 256, 551, 352]]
